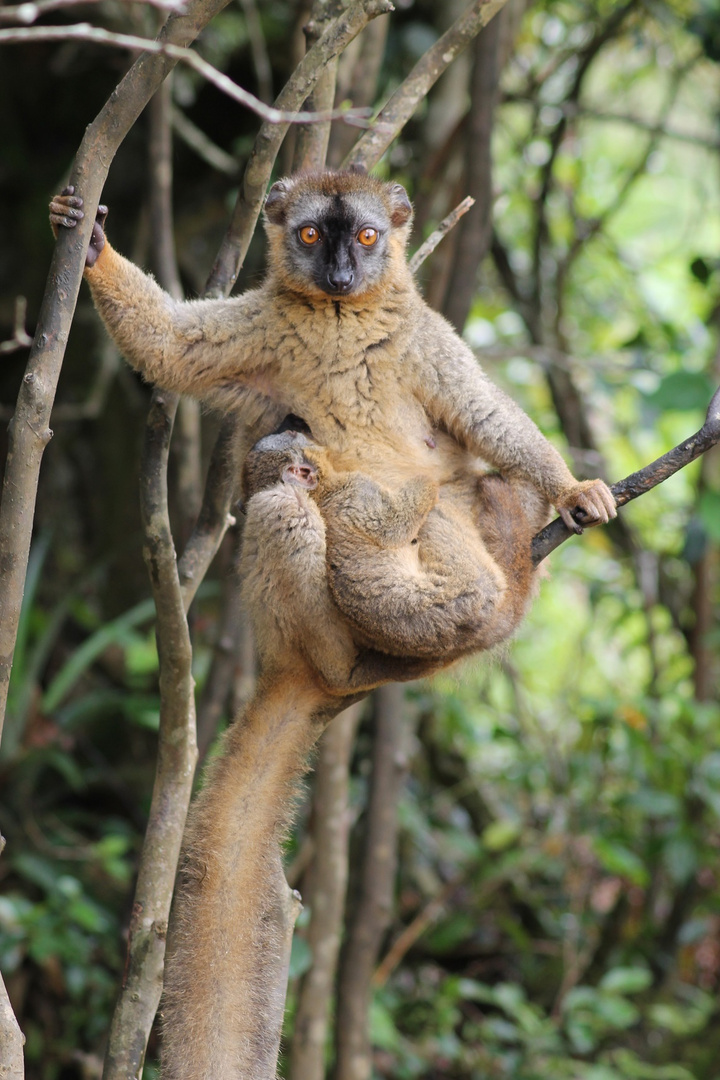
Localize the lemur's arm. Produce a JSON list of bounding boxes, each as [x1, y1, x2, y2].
[[49, 189, 271, 412], [415, 309, 616, 531]]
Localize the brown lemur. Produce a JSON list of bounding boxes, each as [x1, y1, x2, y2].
[[49, 170, 616, 664], [50, 172, 617, 1080]]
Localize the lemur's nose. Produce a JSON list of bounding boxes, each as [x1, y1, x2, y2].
[[326, 268, 354, 293]]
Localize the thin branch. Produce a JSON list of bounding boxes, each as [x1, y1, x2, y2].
[[205, 0, 393, 296], [0, 0, 182, 21], [292, 0, 345, 172], [171, 104, 240, 174], [102, 391, 198, 1080], [528, 0, 640, 327], [343, 0, 509, 171], [0, 0, 230, 743], [177, 416, 238, 611], [532, 387, 720, 565], [0, 24, 373, 127], [237, 0, 272, 104], [407, 196, 475, 274], [0, 297, 33, 354]]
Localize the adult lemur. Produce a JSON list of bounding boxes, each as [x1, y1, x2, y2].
[[50, 171, 616, 1078], [50, 170, 615, 663]]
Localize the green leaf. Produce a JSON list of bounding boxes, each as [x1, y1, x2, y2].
[[592, 840, 649, 886], [42, 597, 156, 713], [288, 935, 312, 979], [599, 966, 652, 995], [698, 491, 720, 543], [646, 371, 714, 412], [482, 819, 522, 851]]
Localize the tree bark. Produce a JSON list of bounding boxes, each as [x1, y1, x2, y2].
[[333, 684, 410, 1080], [290, 702, 363, 1080]]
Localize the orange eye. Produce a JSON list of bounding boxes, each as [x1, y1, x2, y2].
[[357, 227, 378, 247], [299, 225, 320, 245]]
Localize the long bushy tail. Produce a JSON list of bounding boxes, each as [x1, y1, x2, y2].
[[160, 679, 326, 1080]]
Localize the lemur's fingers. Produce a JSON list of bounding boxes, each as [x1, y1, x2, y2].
[[50, 189, 108, 268], [49, 189, 84, 232], [557, 479, 617, 533]]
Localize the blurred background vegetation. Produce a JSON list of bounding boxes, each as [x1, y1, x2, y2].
[[2, 0, 720, 1077]]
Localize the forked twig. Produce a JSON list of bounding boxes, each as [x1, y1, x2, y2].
[[532, 387, 720, 566]]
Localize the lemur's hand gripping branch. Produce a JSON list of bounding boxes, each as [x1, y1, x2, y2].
[[532, 386, 720, 567]]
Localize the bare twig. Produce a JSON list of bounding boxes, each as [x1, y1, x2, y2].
[[328, 12, 389, 166], [442, 12, 503, 331], [408, 196, 475, 274], [0, 0, 182, 21], [0, 297, 33, 354], [238, 0, 272, 104], [0, 25, 373, 127], [177, 416, 238, 611], [171, 104, 240, 174], [0, 0, 232, 738], [343, 0, 509, 171], [532, 388, 720, 566]]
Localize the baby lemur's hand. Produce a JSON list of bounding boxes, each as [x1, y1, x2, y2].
[[555, 479, 617, 534], [49, 187, 108, 268]]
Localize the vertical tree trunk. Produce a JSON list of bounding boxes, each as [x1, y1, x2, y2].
[[290, 702, 364, 1080], [333, 684, 411, 1080], [442, 12, 503, 332]]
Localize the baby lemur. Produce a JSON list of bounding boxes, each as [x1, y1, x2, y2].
[[243, 429, 544, 660], [50, 171, 616, 664]]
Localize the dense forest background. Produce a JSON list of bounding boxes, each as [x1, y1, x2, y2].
[[2, 0, 720, 1077]]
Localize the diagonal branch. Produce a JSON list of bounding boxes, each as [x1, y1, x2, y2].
[[0, 24, 373, 127], [0, 0, 231, 747], [532, 388, 720, 566], [206, 0, 393, 296], [343, 0, 509, 171]]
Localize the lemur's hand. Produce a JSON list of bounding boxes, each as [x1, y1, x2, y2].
[[49, 186, 108, 268], [555, 478, 617, 534]]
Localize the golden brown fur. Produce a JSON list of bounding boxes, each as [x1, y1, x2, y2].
[[242, 431, 548, 661], [49, 172, 617, 1080]]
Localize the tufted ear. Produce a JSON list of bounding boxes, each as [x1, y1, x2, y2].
[[264, 179, 294, 224], [388, 183, 413, 227]]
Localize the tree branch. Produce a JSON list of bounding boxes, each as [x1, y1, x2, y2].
[[290, 702, 364, 1080], [343, 0, 509, 171], [0, 0, 181, 21], [532, 388, 720, 566], [407, 196, 475, 274], [102, 391, 198, 1080], [0, 23, 374, 127], [0, 0, 231, 744], [333, 684, 410, 1080], [205, 0, 392, 296]]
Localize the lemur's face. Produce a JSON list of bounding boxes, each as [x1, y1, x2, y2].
[[283, 191, 391, 297], [264, 173, 413, 299]]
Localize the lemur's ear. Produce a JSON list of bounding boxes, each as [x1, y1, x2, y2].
[[388, 183, 413, 227], [264, 179, 294, 224]]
